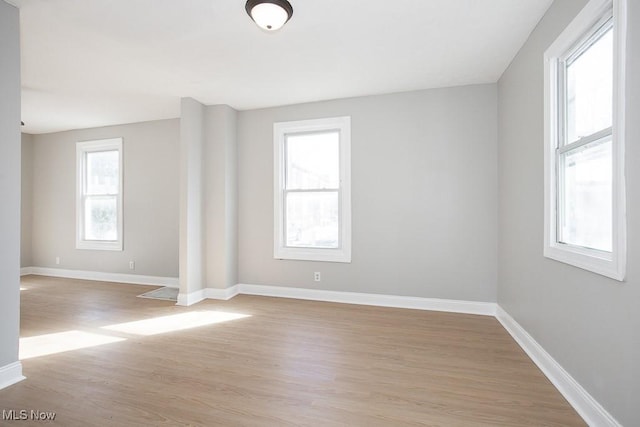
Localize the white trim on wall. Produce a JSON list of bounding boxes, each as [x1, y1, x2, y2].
[[176, 287, 239, 306], [0, 361, 25, 391], [495, 306, 621, 427], [21, 267, 178, 288], [205, 286, 240, 300], [175, 283, 496, 315], [176, 289, 205, 306], [238, 284, 496, 315]]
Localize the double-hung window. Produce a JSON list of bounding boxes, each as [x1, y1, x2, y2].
[[76, 138, 123, 251], [544, 0, 626, 280], [274, 117, 351, 262]]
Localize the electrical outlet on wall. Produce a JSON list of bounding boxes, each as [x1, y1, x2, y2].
[[314, 272, 321, 282], [55, 256, 60, 265], [129, 261, 135, 270]]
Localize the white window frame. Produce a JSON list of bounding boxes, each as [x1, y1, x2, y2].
[[274, 117, 351, 263], [543, 0, 626, 280], [76, 138, 124, 251]]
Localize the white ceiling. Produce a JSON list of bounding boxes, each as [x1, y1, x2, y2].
[[13, 0, 553, 134]]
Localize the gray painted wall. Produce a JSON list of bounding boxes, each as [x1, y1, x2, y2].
[[0, 0, 21, 369], [30, 119, 180, 278], [21, 133, 33, 268], [238, 85, 498, 302], [497, 0, 639, 425]]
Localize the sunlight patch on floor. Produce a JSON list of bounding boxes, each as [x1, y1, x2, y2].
[[102, 311, 251, 336], [20, 330, 126, 360]]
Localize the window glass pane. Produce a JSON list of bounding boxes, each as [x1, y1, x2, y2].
[[86, 150, 119, 195], [85, 196, 118, 241], [286, 131, 339, 190], [559, 139, 612, 251], [566, 26, 613, 143], [286, 191, 339, 248]]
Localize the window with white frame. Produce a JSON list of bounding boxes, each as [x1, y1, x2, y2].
[[76, 138, 123, 251], [544, 0, 626, 280], [274, 117, 351, 262]]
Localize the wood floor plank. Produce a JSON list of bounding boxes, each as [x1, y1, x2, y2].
[[0, 275, 585, 426]]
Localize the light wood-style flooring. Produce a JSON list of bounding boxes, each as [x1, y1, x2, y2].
[[1, 275, 585, 426]]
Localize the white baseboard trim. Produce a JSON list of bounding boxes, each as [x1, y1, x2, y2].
[[495, 306, 620, 427], [205, 285, 240, 301], [21, 267, 179, 288], [173, 283, 495, 315], [176, 289, 205, 306], [20, 267, 34, 276], [176, 286, 239, 306], [0, 361, 25, 391], [236, 284, 496, 316]]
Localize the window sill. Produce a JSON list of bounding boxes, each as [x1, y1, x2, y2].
[[77, 241, 123, 251], [544, 244, 625, 281], [274, 247, 351, 263]]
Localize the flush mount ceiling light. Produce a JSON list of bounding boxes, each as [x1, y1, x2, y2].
[[245, 0, 293, 31]]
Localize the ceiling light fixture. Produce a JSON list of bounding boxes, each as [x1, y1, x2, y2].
[[245, 0, 293, 32]]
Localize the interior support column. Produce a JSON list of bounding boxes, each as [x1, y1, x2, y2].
[[204, 105, 238, 292], [177, 97, 205, 305]]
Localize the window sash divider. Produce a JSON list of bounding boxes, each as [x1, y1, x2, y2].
[[558, 127, 612, 154], [84, 193, 119, 197], [284, 188, 340, 193]]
